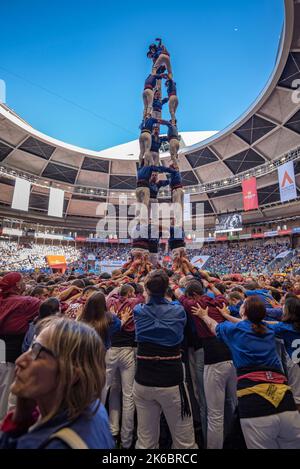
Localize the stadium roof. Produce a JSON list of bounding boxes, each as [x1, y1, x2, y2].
[[0, 0, 299, 230]]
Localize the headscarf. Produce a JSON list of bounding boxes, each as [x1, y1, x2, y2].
[[0, 272, 22, 299]]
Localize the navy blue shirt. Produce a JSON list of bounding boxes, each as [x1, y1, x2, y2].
[[153, 97, 168, 112], [216, 320, 282, 370], [268, 322, 300, 361], [164, 167, 182, 187], [149, 180, 169, 199], [0, 402, 114, 449], [168, 125, 179, 141], [140, 117, 159, 133], [245, 289, 274, 307], [137, 165, 171, 183], [144, 74, 165, 90], [134, 296, 186, 347], [166, 79, 177, 96], [150, 135, 168, 153]]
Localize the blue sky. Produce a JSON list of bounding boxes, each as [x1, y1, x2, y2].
[[0, 0, 284, 151]]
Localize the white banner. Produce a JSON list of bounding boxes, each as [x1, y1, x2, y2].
[[191, 255, 210, 269], [48, 188, 64, 218], [183, 193, 191, 222], [12, 178, 31, 211], [278, 161, 297, 203]]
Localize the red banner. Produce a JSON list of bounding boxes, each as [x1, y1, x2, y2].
[[242, 177, 258, 211]]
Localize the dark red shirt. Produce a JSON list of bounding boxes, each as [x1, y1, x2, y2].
[[0, 294, 41, 335], [179, 294, 227, 338]]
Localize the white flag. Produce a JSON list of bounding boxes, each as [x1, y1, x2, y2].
[[278, 161, 297, 203]]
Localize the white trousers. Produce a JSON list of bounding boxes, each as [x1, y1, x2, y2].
[[133, 381, 197, 449], [104, 347, 136, 449], [286, 354, 300, 405], [204, 361, 237, 449], [0, 363, 15, 420], [240, 411, 300, 449]]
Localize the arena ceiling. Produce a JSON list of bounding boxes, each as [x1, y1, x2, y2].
[[0, 0, 300, 231]]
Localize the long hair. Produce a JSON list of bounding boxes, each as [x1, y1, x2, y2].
[[77, 292, 112, 343], [244, 296, 267, 335], [283, 297, 300, 332], [37, 317, 106, 423]]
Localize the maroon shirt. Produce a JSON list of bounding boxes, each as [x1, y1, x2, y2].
[[107, 293, 145, 332], [179, 294, 227, 338], [0, 294, 41, 335]]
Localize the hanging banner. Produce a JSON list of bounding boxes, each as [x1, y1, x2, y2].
[[12, 178, 31, 212], [242, 177, 258, 211], [48, 188, 64, 218], [183, 193, 191, 222], [278, 161, 297, 203]]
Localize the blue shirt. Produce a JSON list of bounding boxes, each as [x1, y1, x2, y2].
[[228, 302, 243, 318], [105, 315, 122, 350], [245, 289, 274, 307], [149, 180, 169, 199], [0, 402, 114, 449], [150, 135, 168, 153], [216, 320, 282, 370], [133, 296, 186, 347], [153, 97, 168, 112], [165, 167, 182, 187], [268, 322, 300, 360], [168, 124, 179, 141], [137, 165, 168, 183]]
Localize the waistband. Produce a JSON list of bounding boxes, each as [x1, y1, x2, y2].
[[171, 184, 183, 191], [137, 354, 181, 361], [238, 371, 287, 385], [137, 180, 150, 188]]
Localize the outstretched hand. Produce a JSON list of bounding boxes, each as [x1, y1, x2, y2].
[[191, 304, 209, 319], [121, 306, 133, 324], [217, 304, 231, 317]]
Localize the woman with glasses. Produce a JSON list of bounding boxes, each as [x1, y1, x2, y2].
[[0, 317, 114, 449]]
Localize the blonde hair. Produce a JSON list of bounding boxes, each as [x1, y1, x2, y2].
[[37, 316, 106, 423]]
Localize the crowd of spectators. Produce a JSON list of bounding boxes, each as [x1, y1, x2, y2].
[[0, 239, 293, 275]]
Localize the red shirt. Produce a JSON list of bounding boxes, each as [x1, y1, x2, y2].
[[107, 293, 145, 332], [179, 294, 227, 338], [0, 295, 41, 334]]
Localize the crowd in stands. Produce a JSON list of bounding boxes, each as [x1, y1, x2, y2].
[[200, 242, 290, 274], [0, 244, 300, 449], [0, 239, 292, 274]]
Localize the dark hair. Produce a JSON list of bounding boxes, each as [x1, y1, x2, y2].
[[82, 278, 95, 287], [36, 274, 48, 284], [30, 286, 47, 298], [165, 269, 174, 278], [283, 297, 300, 332], [228, 292, 243, 303], [99, 272, 111, 280], [72, 279, 85, 289], [78, 292, 112, 343], [272, 290, 282, 303], [185, 280, 204, 298], [120, 284, 135, 297], [165, 287, 176, 301], [145, 270, 169, 297], [244, 296, 267, 335], [271, 280, 281, 289], [38, 297, 60, 320], [83, 285, 99, 295], [46, 280, 56, 286], [231, 286, 245, 295], [244, 282, 259, 291], [215, 283, 226, 295]]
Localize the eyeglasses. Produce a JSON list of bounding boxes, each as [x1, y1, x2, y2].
[[30, 341, 56, 360]]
